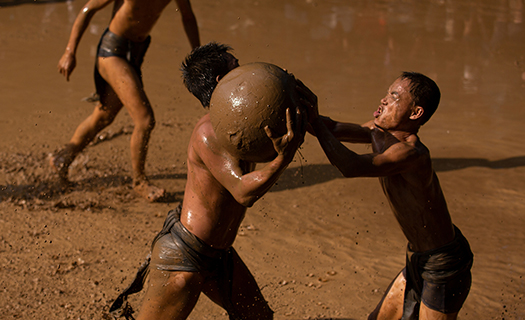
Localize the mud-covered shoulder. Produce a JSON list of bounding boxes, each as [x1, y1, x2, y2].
[[401, 137, 434, 187]]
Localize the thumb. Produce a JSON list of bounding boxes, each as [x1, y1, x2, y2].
[[264, 125, 274, 139]]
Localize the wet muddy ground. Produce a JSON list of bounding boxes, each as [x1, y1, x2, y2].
[[1, 0, 524, 319]]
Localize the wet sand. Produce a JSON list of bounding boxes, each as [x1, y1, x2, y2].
[[1, 0, 524, 319]]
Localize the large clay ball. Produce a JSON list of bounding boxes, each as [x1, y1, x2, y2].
[[209, 62, 298, 162]]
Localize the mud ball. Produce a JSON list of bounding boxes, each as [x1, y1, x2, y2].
[[209, 62, 298, 163]]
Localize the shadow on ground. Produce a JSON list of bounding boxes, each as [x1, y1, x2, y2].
[[2, 151, 524, 209], [271, 156, 525, 191], [431, 156, 525, 171]]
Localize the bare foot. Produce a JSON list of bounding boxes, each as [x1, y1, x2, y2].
[[48, 146, 75, 183], [133, 180, 165, 202]]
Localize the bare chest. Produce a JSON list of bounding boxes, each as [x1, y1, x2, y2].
[[111, 0, 171, 40]]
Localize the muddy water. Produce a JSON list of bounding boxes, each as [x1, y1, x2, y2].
[[1, 0, 524, 319]]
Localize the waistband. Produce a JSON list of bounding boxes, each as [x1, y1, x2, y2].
[[171, 219, 227, 259]]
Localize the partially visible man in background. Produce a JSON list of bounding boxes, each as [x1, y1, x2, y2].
[[51, 0, 200, 202]]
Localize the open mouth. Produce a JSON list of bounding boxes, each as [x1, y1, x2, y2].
[[374, 106, 382, 118]]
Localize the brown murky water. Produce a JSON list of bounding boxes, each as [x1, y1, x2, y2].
[[1, 0, 524, 319]]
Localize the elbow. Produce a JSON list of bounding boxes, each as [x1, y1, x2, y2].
[[244, 201, 256, 208], [240, 197, 257, 208], [236, 195, 259, 208], [81, 6, 96, 16]]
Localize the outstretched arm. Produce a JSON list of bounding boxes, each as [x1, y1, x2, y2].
[[297, 79, 418, 178], [57, 0, 113, 81], [202, 108, 305, 207], [311, 115, 421, 178], [318, 117, 374, 143], [175, 0, 200, 49], [296, 79, 372, 144]]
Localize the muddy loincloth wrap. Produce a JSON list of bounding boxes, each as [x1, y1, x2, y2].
[[401, 225, 473, 319], [108, 204, 243, 320], [94, 28, 151, 106]]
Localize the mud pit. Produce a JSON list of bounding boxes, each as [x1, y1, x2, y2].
[[1, 0, 524, 319]]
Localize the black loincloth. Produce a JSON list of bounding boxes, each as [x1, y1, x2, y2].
[[108, 204, 245, 320], [402, 225, 473, 319], [94, 28, 151, 106]]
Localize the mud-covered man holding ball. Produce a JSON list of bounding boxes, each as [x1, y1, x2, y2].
[[109, 49, 305, 319]]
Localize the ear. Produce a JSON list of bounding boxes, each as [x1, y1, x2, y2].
[[409, 106, 424, 121], [216, 74, 222, 82]]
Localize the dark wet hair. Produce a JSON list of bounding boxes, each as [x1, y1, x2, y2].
[[400, 71, 441, 125], [181, 42, 234, 108]]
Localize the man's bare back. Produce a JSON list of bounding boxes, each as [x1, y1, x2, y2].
[[180, 114, 256, 249]]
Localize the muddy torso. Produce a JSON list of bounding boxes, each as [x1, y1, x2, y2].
[[109, 0, 172, 42], [372, 127, 455, 252]]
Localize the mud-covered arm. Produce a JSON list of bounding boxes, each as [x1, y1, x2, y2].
[[57, 0, 113, 81], [316, 116, 373, 143], [202, 108, 305, 207], [297, 79, 417, 177], [297, 79, 372, 144], [311, 117, 420, 178], [175, 0, 200, 49]]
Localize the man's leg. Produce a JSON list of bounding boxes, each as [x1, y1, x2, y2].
[[419, 304, 458, 320], [96, 55, 165, 201], [368, 270, 406, 320], [136, 268, 205, 320], [50, 92, 122, 182], [202, 250, 273, 320]]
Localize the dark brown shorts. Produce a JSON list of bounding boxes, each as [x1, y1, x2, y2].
[[93, 28, 151, 105], [403, 226, 473, 317]]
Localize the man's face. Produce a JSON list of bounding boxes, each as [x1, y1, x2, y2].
[[373, 77, 416, 131]]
